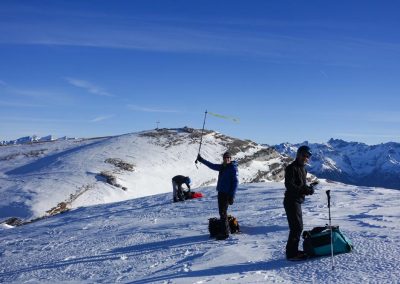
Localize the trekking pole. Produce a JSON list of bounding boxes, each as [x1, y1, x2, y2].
[[195, 110, 208, 168], [326, 190, 335, 270]]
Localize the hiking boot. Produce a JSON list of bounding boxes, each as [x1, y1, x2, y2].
[[287, 251, 308, 261], [216, 233, 229, 240]]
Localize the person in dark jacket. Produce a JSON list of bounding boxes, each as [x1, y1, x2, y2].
[[284, 145, 318, 260], [196, 151, 239, 239], [172, 175, 191, 202]]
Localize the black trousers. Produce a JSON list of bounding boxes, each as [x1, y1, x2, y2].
[[284, 199, 303, 258], [218, 192, 230, 235]]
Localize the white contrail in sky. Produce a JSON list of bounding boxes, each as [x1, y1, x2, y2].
[[90, 115, 115, 123], [65, 77, 113, 97]]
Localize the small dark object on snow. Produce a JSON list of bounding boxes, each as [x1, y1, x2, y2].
[[287, 251, 309, 261], [4, 217, 24, 226], [208, 217, 222, 238], [208, 215, 240, 239], [228, 215, 240, 234]]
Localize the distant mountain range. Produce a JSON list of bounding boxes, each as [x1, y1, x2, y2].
[[274, 138, 400, 190], [0, 135, 73, 145]]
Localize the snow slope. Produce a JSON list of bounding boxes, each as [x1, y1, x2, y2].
[[0, 128, 288, 220], [274, 139, 400, 190], [1, 181, 399, 283]]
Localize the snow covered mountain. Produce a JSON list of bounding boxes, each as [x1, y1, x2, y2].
[[274, 139, 400, 190], [0, 135, 70, 145], [1, 129, 399, 283], [1, 181, 399, 283], [0, 127, 290, 221]]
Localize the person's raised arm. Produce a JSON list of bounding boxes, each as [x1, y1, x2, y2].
[[196, 154, 221, 171]]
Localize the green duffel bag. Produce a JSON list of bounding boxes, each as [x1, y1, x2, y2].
[[303, 226, 353, 257]]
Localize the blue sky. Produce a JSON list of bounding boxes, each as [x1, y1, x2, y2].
[[1, 0, 399, 145]]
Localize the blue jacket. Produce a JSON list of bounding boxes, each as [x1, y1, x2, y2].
[[198, 156, 239, 198]]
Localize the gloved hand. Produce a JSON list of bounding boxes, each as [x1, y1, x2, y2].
[[308, 181, 319, 194], [228, 196, 234, 205]]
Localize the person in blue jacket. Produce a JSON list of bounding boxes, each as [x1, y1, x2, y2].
[[196, 151, 239, 239]]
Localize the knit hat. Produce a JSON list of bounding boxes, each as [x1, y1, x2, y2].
[[223, 151, 232, 158], [297, 145, 312, 157]]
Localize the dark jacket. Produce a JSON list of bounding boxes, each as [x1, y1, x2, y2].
[[172, 175, 191, 190], [198, 156, 239, 198], [284, 160, 312, 203]]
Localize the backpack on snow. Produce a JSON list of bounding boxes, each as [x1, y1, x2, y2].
[[189, 192, 204, 199], [302, 226, 353, 257], [208, 217, 224, 237], [228, 215, 240, 234], [208, 215, 240, 238]]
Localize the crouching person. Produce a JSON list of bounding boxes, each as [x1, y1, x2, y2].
[[196, 151, 238, 240], [172, 175, 191, 202]]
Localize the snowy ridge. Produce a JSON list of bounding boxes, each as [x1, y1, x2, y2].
[[0, 135, 74, 145], [0, 127, 288, 220], [1, 181, 399, 283], [274, 139, 400, 190]]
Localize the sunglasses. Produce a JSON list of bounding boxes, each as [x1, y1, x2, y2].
[[223, 156, 231, 159]]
